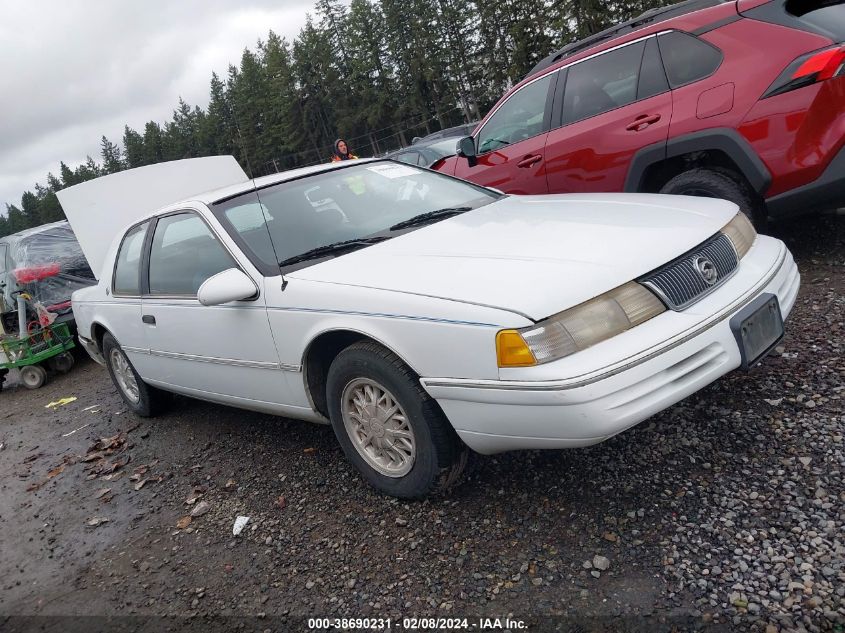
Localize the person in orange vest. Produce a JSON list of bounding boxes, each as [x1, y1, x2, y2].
[[331, 139, 358, 162]]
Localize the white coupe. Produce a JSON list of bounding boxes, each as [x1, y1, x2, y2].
[[60, 156, 799, 498]]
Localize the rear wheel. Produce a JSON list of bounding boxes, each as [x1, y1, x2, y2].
[[102, 333, 169, 417], [20, 365, 47, 390], [659, 168, 767, 230], [326, 341, 467, 499]]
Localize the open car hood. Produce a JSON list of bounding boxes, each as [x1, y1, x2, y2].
[[288, 193, 740, 321]]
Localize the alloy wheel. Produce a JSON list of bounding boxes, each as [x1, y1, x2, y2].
[[341, 377, 416, 478]]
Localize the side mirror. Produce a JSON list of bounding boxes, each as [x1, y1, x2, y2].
[[197, 268, 257, 306], [457, 136, 477, 167]]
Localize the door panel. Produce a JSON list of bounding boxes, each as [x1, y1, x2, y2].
[[139, 210, 287, 404], [544, 37, 672, 194], [544, 92, 672, 194], [140, 298, 286, 403], [453, 133, 551, 194]]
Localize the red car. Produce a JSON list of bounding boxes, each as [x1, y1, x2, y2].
[[436, 0, 845, 227]]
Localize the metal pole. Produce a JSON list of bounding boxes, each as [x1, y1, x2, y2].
[[17, 296, 26, 340]]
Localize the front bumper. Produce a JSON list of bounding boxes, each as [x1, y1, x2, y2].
[[422, 240, 800, 454]]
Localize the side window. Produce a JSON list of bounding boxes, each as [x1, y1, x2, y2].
[[113, 222, 148, 295], [657, 31, 723, 88], [0, 244, 7, 274], [638, 38, 670, 100], [148, 213, 235, 296], [477, 72, 555, 154], [563, 41, 646, 124]]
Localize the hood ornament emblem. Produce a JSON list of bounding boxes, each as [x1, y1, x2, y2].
[[693, 255, 718, 285]]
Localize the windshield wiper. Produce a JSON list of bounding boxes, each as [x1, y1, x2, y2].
[[278, 236, 390, 267], [389, 207, 472, 231]]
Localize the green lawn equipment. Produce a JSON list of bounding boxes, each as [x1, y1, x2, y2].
[[0, 265, 77, 391]]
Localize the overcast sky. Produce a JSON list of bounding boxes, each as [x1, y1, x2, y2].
[[0, 1, 315, 212]]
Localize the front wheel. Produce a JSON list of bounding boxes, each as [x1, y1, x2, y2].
[[326, 341, 467, 499], [102, 333, 170, 417]]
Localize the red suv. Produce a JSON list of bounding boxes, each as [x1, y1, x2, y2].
[[435, 0, 845, 227]]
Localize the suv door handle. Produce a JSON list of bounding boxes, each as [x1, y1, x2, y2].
[[517, 154, 542, 168], [141, 314, 156, 325], [626, 114, 662, 131]]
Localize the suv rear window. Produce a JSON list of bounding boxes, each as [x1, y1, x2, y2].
[[786, 0, 845, 39], [743, 1, 845, 41]]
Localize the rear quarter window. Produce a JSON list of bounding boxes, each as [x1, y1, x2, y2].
[[113, 222, 149, 296], [657, 31, 723, 88]]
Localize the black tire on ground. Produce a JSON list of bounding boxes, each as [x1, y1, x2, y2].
[[20, 365, 47, 389], [659, 168, 767, 230], [49, 352, 75, 374], [326, 341, 468, 499], [102, 332, 170, 417]]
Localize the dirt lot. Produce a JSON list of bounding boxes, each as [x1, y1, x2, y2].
[[0, 214, 842, 633]]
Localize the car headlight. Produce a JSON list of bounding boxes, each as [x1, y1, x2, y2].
[[720, 212, 756, 259], [496, 282, 666, 367]]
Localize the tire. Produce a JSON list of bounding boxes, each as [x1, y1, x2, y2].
[[102, 332, 169, 417], [326, 341, 467, 499], [20, 365, 47, 390], [659, 168, 767, 230], [49, 352, 75, 374]]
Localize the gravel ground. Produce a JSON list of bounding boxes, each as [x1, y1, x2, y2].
[[0, 213, 842, 632]]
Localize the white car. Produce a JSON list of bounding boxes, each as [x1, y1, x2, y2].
[[60, 156, 799, 498]]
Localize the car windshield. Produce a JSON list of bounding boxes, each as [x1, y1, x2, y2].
[[213, 160, 498, 270]]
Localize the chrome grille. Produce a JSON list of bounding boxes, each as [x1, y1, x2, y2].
[[639, 234, 738, 310]]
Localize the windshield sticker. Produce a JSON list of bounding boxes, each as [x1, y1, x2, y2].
[[366, 164, 421, 179]]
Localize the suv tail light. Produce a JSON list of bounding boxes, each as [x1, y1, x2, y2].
[[763, 44, 845, 98]]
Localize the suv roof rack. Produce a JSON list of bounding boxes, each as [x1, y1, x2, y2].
[[525, 0, 730, 79]]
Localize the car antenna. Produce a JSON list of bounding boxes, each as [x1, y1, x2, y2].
[[227, 97, 288, 291], [227, 99, 255, 181]]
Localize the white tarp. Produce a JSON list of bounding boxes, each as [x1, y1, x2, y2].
[[57, 156, 248, 279]]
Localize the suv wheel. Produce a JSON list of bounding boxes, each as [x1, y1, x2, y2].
[[326, 341, 467, 499], [659, 168, 766, 229], [102, 332, 170, 417]]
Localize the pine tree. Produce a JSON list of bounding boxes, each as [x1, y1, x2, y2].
[[101, 136, 124, 174], [123, 126, 146, 168], [142, 122, 165, 165]]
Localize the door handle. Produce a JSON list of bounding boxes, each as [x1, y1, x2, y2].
[[626, 114, 662, 131], [517, 154, 542, 168], [141, 315, 156, 325]]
